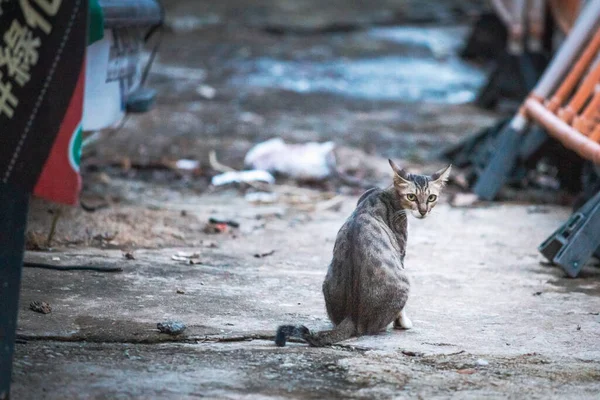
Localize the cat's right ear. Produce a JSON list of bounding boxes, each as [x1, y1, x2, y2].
[[388, 159, 410, 184]]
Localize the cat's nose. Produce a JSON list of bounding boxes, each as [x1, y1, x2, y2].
[[418, 209, 427, 216]]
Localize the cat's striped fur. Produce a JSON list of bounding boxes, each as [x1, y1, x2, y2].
[[275, 160, 451, 347]]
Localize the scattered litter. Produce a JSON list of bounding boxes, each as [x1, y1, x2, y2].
[[176, 251, 201, 258], [457, 369, 476, 375], [124, 252, 136, 260], [30, 301, 52, 314], [244, 138, 336, 180], [51, 257, 60, 261], [254, 250, 275, 258], [450, 193, 479, 207], [401, 350, 422, 357], [204, 223, 229, 234], [171, 252, 202, 264], [527, 205, 550, 214], [97, 172, 112, 184], [245, 192, 279, 204], [197, 84, 216, 99], [475, 359, 489, 366], [175, 159, 200, 171], [176, 289, 185, 294], [533, 291, 542, 296], [208, 217, 240, 228], [211, 170, 275, 186], [157, 321, 186, 335]]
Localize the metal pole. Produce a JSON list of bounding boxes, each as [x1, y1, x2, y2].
[[0, 185, 29, 400]]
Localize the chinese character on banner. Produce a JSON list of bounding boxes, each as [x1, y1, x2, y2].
[[0, 19, 41, 86], [19, 0, 63, 34], [0, 71, 18, 118], [0, 0, 86, 206]]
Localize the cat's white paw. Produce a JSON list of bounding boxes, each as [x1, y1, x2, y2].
[[399, 315, 413, 330]]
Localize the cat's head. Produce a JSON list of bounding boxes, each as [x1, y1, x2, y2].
[[388, 159, 451, 219]]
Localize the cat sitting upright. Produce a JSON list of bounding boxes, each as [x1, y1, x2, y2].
[[275, 160, 451, 347]]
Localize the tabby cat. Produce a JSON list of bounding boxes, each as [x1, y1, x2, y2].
[[275, 160, 451, 347]]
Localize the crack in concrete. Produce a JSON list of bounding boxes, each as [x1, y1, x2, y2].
[[16, 333, 373, 353]]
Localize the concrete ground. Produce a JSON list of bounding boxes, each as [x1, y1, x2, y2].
[[13, 183, 600, 399], [10, 0, 600, 398]]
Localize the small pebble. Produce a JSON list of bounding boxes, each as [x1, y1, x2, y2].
[[476, 358, 489, 366], [157, 321, 186, 335], [30, 301, 52, 314]]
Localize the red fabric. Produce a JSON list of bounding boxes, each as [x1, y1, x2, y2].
[[33, 61, 85, 205]]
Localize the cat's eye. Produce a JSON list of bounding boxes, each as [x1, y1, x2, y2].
[[406, 194, 417, 201], [428, 195, 437, 202]]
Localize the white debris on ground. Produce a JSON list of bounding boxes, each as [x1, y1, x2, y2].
[[211, 170, 275, 186], [244, 138, 336, 180]]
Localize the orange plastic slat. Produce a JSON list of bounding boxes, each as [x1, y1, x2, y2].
[[590, 125, 600, 142], [546, 29, 600, 112], [525, 98, 600, 164], [558, 62, 600, 123]]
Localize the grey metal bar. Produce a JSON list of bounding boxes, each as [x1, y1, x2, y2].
[[532, 0, 600, 98], [539, 190, 600, 277], [99, 0, 163, 28]]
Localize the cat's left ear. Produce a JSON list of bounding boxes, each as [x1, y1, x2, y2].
[[431, 165, 452, 185], [389, 159, 411, 185], [389, 159, 409, 179]]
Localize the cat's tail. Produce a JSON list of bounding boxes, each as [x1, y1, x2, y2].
[[275, 318, 355, 347]]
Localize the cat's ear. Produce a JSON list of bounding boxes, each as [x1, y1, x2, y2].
[[431, 164, 452, 185], [388, 159, 410, 183]]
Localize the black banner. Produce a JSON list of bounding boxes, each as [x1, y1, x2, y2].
[[0, 0, 87, 192]]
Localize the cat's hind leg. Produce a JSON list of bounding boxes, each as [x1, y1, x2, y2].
[[394, 308, 413, 330]]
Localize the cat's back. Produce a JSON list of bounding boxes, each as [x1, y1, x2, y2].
[[333, 187, 407, 262], [334, 188, 394, 247], [347, 187, 392, 228]]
